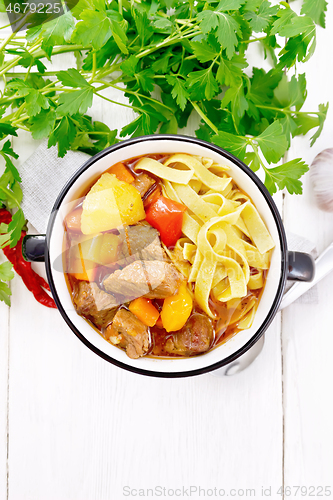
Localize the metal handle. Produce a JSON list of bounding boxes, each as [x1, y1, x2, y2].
[[280, 242, 333, 310], [22, 234, 46, 262], [287, 251, 315, 282]]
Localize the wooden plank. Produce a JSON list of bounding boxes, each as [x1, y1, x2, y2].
[[0, 60, 11, 500], [0, 279, 9, 500], [8, 285, 283, 500], [282, 0, 333, 488]]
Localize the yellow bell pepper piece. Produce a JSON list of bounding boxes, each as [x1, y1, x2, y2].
[[160, 283, 193, 332]]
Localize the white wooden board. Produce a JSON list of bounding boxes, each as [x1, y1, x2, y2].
[[0, 1, 333, 498], [281, 0, 333, 491]]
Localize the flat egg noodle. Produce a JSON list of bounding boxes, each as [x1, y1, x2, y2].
[[183, 242, 197, 262], [237, 306, 256, 329], [201, 192, 240, 217], [194, 218, 247, 317], [242, 241, 270, 269], [164, 154, 231, 191], [241, 204, 275, 254], [212, 264, 228, 288], [248, 270, 264, 290], [221, 222, 250, 284], [135, 157, 194, 184], [188, 249, 203, 282], [234, 216, 250, 237], [182, 212, 201, 244], [162, 180, 181, 202], [173, 183, 218, 223]]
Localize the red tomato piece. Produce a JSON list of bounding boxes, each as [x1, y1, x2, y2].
[[145, 195, 186, 247]]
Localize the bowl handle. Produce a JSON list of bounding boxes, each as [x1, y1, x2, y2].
[[22, 234, 46, 262], [287, 251, 315, 282]]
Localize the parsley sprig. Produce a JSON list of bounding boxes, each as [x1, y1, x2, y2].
[[0, 0, 329, 304]]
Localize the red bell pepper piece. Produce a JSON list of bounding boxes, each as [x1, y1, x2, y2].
[[145, 195, 186, 247]]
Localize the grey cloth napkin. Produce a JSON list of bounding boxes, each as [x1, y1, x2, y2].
[[20, 141, 90, 234], [19, 140, 318, 304]]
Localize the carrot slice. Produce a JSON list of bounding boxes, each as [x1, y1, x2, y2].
[[129, 297, 160, 327], [108, 162, 135, 183]]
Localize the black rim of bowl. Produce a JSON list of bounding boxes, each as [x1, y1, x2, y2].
[[45, 134, 288, 378]]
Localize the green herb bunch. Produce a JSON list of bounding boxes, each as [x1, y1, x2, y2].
[[0, 0, 329, 304]]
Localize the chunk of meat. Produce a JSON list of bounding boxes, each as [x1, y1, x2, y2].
[[118, 223, 165, 262], [103, 260, 183, 300], [105, 309, 149, 359], [73, 281, 120, 328], [144, 261, 183, 299], [132, 173, 155, 197], [103, 260, 149, 299], [165, 313, 214, 356], [127, 223, 165, 261]]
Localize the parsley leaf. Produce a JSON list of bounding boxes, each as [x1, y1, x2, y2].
[[120, 55, 138, 77], [30, 109, 57, 140], [244, 151, 261, 172], [216, 53, 247, 86], [264, 159, 309, 195], [7, 79, 50, 117], [57, 88, 94, 116], [309, 103, 329, 146], [217, 0, 246, 10], [0, 140, 20, 185], [273, 73, 307, 111], [301, 0, 327, 28], [166, 75, 189, 111], [0, 281, 12, 306], [244, 1, 279, 32], [190, 38, 220, 63], [198, 10, 241, 59], [276, 15, 315, 39], [255, 121, 288, 164], [135, 69, 155, 93], [187, 69, 219, 100], [7, 209, 25, 248], [73, 11, 112, 49], [221, 81, 249, 120], [247, 68, 282, 106], [39, 10, 75, 48], [108, 15, 129, 54], [0, 261, 14, 282], [0, 122, 18, 140], [48, 117, 77, 157], [57, 68, 91, 88], [271, 8, 296, 36], [132, 4, 153, 45], [211, 130, 248, 161], [120, 112, 160, 137]]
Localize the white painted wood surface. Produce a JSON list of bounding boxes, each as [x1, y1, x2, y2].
[[0, 2, 333, 499]]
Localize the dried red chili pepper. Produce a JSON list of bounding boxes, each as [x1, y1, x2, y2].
[[0, 209, 56, 309]]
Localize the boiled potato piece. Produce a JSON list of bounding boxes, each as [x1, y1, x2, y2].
[[81, 173, 145, 234], [99, 233, 119, 265], [80, 233, 119, 265]]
